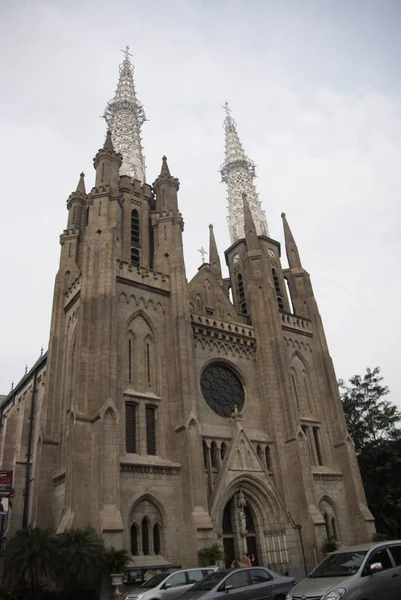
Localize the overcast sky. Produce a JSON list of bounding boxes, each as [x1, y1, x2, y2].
[[0, 0, 400, 411]]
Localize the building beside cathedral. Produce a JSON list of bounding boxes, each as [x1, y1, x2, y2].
[[0, 50, 374, 573]]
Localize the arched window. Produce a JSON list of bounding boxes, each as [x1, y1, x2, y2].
[[244, 505, 255, 532], [237, 273, 247, 315], [125, 402, 137, 454], [220, 441, 227, 460], [203, 440, 209, 469], [131, 209, 140, 266], [141, 518, 149, 555], [265, 445, 271, 471], [332, 517, 338, 541], [146, 406, 156, 455], [313, 427, 323, 465], [272, 268, 284, 311], [291, 371, 300, 410], [324, 513, 331, 540], [128, 333, 135, 384], [303, 370, 313, 413], [131, 498, 164, 557], [144, 335, 155, 390], [223, 499, 233, 534], [211, 441, 219, 469], [153, 523, 161, 554], [130, 523, 139, 555]]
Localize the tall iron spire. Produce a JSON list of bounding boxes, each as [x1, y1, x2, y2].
[[104, 46, 147, 183], [220, 103, 269, 244]]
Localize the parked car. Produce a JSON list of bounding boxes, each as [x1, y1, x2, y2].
[[122, 568, 218, 600], [285, 540, 401, 600], [174, 566, 296, 600]]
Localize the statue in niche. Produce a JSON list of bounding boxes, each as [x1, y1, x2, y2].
[[237, 489, 247, 537]]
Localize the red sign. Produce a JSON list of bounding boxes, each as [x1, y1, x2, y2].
[[0, 471, 13, 493]]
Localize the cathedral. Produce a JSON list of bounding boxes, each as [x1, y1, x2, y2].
[[0, 50, 374, 574]]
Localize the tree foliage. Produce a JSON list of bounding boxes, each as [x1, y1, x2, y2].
[[198, 543, 223, 566], [2, 526, 59, 590], [1, 526, 128, 598], [339, 367, 400, 454], [339, 367, 401, 539], [57, 527, 105, 592]]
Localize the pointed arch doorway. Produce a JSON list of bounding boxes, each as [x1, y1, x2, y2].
[[222, 490, 259, 567]]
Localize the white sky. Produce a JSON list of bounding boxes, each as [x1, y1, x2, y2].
[[0, 0, 400, 410]]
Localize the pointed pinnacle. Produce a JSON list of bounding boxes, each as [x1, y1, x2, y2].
[[242, 193, 259, 251], [281, 212, 302, 269], [103, 130, 114, 152], [209, 224, 222, 281], [160, 155, 171, 177], [76, 172, 86, 195]]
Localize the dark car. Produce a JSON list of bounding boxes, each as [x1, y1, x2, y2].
[[175, 567, 295, 600]]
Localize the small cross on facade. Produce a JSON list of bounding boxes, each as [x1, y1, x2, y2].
[[198, 246, 207, 264]]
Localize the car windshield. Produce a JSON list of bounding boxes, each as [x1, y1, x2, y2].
[[309, 551, 368, 578], [141, 573, 170, 588], [191, 571, 228, 591]]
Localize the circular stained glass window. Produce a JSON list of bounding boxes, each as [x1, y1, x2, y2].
[[200, 363, 245, 418]]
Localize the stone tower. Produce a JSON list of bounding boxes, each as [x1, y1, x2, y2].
[[0, 52, 374, 574]]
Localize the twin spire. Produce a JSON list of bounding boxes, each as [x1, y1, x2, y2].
[[220, 103, 269, 244], [103, 46, 146, 184], [96, 49, 300, 271]]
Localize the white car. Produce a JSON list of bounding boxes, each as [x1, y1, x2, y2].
[[123, 568, 218, 600], [286, 540, 401, 600]]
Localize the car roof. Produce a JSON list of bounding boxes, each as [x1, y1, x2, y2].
[[332, 540, 401, 553]]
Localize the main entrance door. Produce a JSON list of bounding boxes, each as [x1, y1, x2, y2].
[[222, 491, 260, 567]]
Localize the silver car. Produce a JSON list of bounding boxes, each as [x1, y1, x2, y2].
[[123, 568, 218, 600], [175, 567, 296, 600], [286, 540, 401, 600]]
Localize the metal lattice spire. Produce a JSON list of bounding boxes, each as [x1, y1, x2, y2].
[[104, 46, 147, 183], [220, 102, 269, 243]]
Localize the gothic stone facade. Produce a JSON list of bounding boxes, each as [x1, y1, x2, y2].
[[0, 138, 374, 572]]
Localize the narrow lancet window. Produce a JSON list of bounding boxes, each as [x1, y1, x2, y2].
[[131, 209, 140, 266], [272, 268, 284, 311], [126, 402, 137, 453], [142, 518, 149, 555], [237, 273, 247, 315], [153, 523, 161, 554], [130, 524, 139, 555], [128, 338, 132, 383], [146, 405, 156, 455]]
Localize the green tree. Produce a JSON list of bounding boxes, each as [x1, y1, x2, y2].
[[198, 543, 223, 566], [57, 527, 105, 593], [339, 367, 400, 454], [339, 367, 401, 539], [104, 547, 130, 573], [2, 526, 59, 591]]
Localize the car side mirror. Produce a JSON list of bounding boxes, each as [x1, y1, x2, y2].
[[370, 562, 383, 574], [164, 583, 172, 589], [224, 585, 233, 593]]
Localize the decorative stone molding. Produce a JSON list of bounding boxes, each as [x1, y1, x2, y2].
[[284, 336, 312, 353], [64, 277, 81, 308], [120, 464, 180, 475], [281, 313, 313, 337], [192, 314, 256, 360], [117, 260, 170, 293], [313, 472, 343, 482]]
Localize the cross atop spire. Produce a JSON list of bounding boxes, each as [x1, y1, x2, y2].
[[103, 47, 147, 183], [121, 45, 133, 61], [220, 105, 269, 244], [222, 101, 231, 116]]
